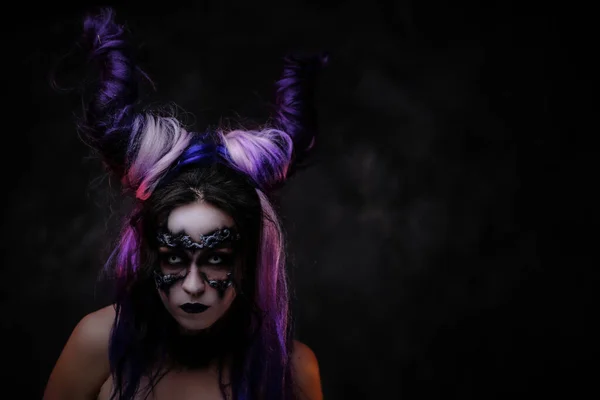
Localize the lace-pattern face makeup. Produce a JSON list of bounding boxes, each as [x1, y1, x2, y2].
[[155, 201, 241, 332], [156, 227, 241, 250], [154, 227, 240, 296], [153, 267, 234, 295]]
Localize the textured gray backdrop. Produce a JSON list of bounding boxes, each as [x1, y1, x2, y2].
[[1, 1, 594, 399]]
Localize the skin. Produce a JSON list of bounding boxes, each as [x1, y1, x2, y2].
[[44, 303, 322, 399], [157, 201, 239, 333], [43, 201, 323, 399]]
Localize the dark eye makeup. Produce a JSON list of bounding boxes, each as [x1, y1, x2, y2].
[[158, 249, 235, 268], [153, 250, 236, 297], [158, 251, 189, 266]]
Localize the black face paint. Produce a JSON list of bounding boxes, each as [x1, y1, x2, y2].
[[153, 268, 234, 298], [156, 227, 241, 250], [203, 271, 234, 299], [153, 270, 186, 291], [154, 227, 240, 297]]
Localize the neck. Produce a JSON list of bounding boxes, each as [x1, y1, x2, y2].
[[161, 298, 247, 370]]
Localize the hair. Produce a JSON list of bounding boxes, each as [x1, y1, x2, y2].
[[68, 7, 327, 400]]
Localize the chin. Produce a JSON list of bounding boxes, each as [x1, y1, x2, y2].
[[175, 316, 215, 332]]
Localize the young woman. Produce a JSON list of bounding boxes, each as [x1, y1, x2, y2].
[[43, 8, 326, 400]]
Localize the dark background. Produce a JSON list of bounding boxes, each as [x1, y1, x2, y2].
[[1, 1, 595, 399]]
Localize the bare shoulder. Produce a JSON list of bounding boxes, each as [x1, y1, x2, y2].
[[291, 340, 323, 400], [292, 340, 319, 369], [83, 304, 117, 333], [43, 305, 116, 400], [66, 304, 115, 355]]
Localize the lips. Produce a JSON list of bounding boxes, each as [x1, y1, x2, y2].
[[180, 303, 209, 314]]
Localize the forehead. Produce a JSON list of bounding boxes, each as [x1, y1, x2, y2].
[[167, 201, 235, 241]]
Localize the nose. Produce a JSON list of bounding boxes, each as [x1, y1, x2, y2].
[[181, 265, 206, 296]]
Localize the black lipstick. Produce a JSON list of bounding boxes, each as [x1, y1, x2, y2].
[[180, 303, 209, 314]]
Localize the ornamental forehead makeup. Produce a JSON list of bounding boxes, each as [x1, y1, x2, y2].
[[156, 227, 241, 250]]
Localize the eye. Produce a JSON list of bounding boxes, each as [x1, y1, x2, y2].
[[207, 254, 224, 265], [167, 255, 183, 265], [159, 252, 187, 266], [204, 252, 235, 267]]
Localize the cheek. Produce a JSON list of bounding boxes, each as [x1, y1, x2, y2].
[[216, 289, 237, 310], [157, 289, 169, 308], [157, 285, 180, 306]]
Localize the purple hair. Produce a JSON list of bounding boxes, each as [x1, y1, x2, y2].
[[274, 53, 329, 168], [74, 8, 326, 400]]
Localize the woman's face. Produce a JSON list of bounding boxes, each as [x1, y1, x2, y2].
[[155, 201, 239, 333]]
